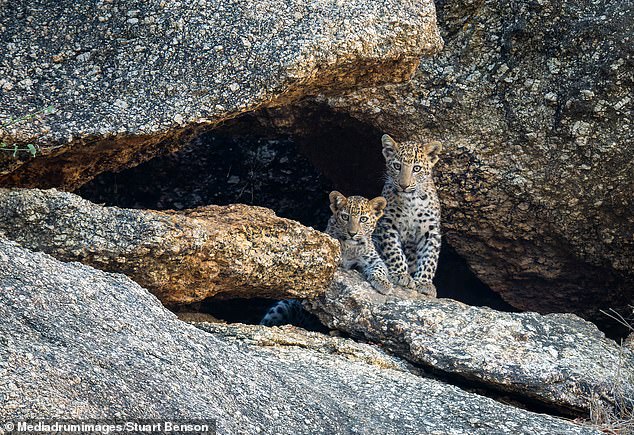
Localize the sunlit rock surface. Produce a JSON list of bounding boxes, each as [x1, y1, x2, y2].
[[0, 240, 599, 434], [0, 0, 442, 189], [307, 270, 634, 415], [0, 188, 339, 303]]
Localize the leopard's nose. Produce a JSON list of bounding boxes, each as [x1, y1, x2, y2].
[[399, 183, 409, 190], [348, 230, 358, 237]]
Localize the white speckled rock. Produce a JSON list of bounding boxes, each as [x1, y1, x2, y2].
[[0, 0, 442, 189], [306, 270, 634, 415], [0, 239, 599, 434]]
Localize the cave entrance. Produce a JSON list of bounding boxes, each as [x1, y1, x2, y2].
[[77, 101, 513, 326]]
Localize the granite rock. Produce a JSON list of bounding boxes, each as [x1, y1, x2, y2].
[[0, 239, 600, 434], [0, 0, 442, 189], [0, 188, 339, 304], [306, 270, 634, 415]]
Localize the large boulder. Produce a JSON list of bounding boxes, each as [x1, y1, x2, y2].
[[0, 188, 339, 304], [0, 239, 599, 434], [323, 0, 634, 318], [306, 270, 634, 416], [0, 0, 442, 190]]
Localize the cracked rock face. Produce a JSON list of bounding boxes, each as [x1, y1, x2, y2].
[[306, 270, 634, 415], [191, 322, 420, 374], [0, 188, 339, 304], [0, 239, 600, 434], [0, 0, 441, 189], [324, 0, 634, 318]]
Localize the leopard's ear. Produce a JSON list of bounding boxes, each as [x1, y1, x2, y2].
[[381, 134, 399, 160], [329, 191, 347, 213], [422, 141, 442, 166], [369, 196, 387, 219]]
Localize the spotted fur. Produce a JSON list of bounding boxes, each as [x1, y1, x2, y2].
[[373, 134, 442, 295], [326, 191, 393, 294], [259, 299, 322, 329], [260, 194, 392, 328]]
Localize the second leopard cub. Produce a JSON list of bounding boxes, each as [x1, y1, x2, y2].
[[374, 134, 442, 296], [326, 191, 393, 295]]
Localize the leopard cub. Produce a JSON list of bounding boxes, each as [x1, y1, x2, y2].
[[374, 134, 442, 296], [326, 191, 393, 295]]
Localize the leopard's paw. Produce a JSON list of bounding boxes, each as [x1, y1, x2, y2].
[[414, 279, 437, 298], [393, 272, 415, 289], [370, 278, 394, 295]]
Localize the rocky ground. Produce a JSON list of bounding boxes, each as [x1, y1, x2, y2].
[[0, 0, 632, 433], [307, 271, 634, 416], [0, 239, 605, 434]]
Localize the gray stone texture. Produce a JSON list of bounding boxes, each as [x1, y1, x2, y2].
[[0, 0, 442, 189], [0, 239, 600, 434], [306, 270, 634, 415], [324, 0, 634, 318]]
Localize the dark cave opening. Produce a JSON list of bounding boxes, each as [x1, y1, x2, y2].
[[77, 102, 514, 325]]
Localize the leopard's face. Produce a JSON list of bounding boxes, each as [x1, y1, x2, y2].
[[381, 134, 442, 193], [329, 192, 386, 243]]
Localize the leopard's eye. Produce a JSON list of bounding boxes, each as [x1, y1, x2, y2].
[[340, 213, 349, 221], [413, 165, 422, 172], [393, 162, 401, 170], [359, 216, 368, 223]]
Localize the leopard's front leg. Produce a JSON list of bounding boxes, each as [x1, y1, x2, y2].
[[375, 224, 415, 289], [359, 251, 394, 295], [413, 228, 441, 296]]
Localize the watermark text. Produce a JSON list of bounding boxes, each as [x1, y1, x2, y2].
[[1, 419, 215, 434]]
